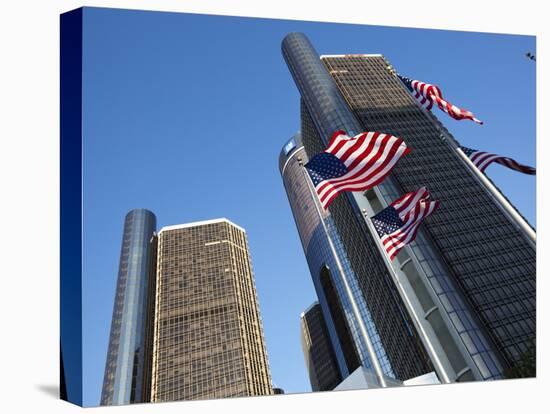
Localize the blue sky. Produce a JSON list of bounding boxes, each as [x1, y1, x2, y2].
[[81, 7, 536, 406]]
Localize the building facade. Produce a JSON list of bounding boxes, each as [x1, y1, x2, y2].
[[101, 209, 157, 405], [281, 33, 535, 383], [300, 302, 343, 391], [150, 219, 273, 401]]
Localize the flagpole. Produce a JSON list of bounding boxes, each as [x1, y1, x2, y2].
[[437, 125, 536, 247], [388, 67, 536, 248], [358, 204, 453, 384], [454, 146, 536, 247], [298, 157, 389, 388]]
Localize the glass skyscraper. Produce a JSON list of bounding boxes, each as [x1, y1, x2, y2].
[[280, 33, 535, 384], [101, 209, 157, 405]]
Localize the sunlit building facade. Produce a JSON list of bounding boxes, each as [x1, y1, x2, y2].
[[102, 215, 273, 404], [150, 219, 273, 401]]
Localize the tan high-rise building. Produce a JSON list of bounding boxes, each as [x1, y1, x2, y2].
[[150, 218, 273, 402]]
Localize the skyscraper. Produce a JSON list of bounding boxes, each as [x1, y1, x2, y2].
[[150, 219, 273, 401], [300, 302, 343, 391], [101, 209, 157, 405], [102, 215, 273, 404], [281, 33, 535, 383]]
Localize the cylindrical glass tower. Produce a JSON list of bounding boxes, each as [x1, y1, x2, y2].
[[101, 209, 157, 405], [280, 133, 397, 381]]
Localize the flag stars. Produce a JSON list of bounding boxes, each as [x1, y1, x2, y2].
[[461, 145, 535, 176], [372, 207, 404, 237], [303, 130, 409, 209], [370, 188, 440, 260], [305, 153, 348, 187], [460, 146, 476, 157]]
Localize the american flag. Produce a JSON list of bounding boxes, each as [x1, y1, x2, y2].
[[305, 130, 410, 209], [371, 187, 440, 260], [460, 146, 536, 175], [398, 75, 483, 125]]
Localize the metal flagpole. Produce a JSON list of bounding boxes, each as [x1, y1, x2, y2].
[[436, 124, 536, 247], [454, 146, 536, 247], [387, 66, 536, 248], [298, 157, 389, 388], [358, 205, 453, 384]]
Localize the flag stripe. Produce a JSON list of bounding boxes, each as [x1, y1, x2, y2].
[[382, 204, 422, 257], [316, 135, 390, 199], [371, 188, 439, 260], [316, 135, 398, 199], [429, 93, 483, 125], [318, 139, 409, 207], [394, 187, 429, 217], [320, 145, 409, 208], [305, 131, 410, 209], [399, 74, 483, 125], [461, 146, 536, 175], [383, 201, 439, 259], [317, 134, 395, 197]]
